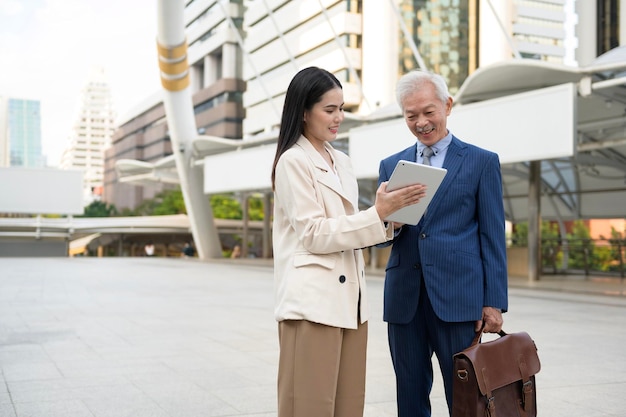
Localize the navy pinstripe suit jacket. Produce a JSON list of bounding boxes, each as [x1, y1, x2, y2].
[[379, 136, 508, 324]]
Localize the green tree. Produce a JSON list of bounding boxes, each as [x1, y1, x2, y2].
[[153, 188, 186, 215], [128, 188, 186, 216], [607, 227, 626, 273], [118, 207, 137, 217], [81, 200, 117, 217], [511, 222, 528, 247], [512, 221, 563, 270], [567, 220, 594, 271], [210, 194, 242, 219], [110, 189, 265, 221], [541, 221, 561, 270], [247, 195, 265, 221]]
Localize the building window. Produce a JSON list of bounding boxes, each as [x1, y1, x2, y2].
[[598, 0, 619, 55], [398, 0, 472, 94]]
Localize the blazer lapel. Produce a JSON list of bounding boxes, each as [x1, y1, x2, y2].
[[296, 137, 355, 210], [333, 150, 359, 213], [402, 144, 418, 163], [422, 136, 466, 223]]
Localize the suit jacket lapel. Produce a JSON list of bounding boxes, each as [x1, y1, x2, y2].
[[422, 136, 466, 224], [401, 144, 418, 163]]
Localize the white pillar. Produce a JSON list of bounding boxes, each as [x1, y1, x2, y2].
[[361, 0, 398, 111], [575, 0, 597, 66], [204, 54, 219, 87], [157, 0, 222, 259], [222, 42, 237, 79], [479, 0, 515, 66], [190, 64, 203, 93]]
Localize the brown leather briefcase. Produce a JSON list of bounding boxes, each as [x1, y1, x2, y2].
[[452, 330, 541, 417]]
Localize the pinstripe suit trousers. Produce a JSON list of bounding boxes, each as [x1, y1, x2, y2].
[[388, 279, 476, 417]]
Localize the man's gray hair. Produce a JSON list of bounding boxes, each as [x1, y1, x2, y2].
[[396, 70, 450, 109]]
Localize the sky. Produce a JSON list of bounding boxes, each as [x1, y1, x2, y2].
[[0, 0, 161, 167]]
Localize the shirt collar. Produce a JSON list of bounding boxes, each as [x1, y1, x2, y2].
[[417, 130, 452, 156]]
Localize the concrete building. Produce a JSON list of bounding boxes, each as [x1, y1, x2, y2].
[[59, 67, 116, 205], [106, 0, 583, 212], [105, 0, 626, 266], [103, 0, 245, 211], [243, 0, 579, 140], [0, 96, 44, 168], [0, 96, 8, 167], [576, 0, 623, 66], [2, 0, 624, 268], [479, 0, 578, 66]]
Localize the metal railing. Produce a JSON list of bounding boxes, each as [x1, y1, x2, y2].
[[534, 238, 625, 279]]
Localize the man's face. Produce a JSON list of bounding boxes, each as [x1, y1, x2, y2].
[[401, 82, 453, 146]]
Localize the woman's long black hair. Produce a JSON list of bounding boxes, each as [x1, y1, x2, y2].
[[271, 67, 342, 190]]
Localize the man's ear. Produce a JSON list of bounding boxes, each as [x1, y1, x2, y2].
[[445, 97, 453, 115]]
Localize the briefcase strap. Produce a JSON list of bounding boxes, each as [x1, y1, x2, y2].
[[519, 359, 535, 415], [482, 372, 532, 417]]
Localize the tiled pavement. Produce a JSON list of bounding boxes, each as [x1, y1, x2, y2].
[[1, 257, 625, 417]]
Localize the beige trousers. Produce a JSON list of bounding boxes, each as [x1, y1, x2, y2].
[[277, 319, 368, 417]]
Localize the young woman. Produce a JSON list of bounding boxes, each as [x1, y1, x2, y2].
[[271, 67, 425, 417]]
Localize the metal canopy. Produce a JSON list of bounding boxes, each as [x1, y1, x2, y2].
[[455, 48, 626, 222], [116, 48, 626, 224]]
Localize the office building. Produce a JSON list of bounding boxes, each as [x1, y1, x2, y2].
[[105, 0, 581, 211], [103, 0, 245, 211], [59, 67, 116, 205], [0, 97, 44, 168], [0, 97, 8, 167], [479, 0, 577, 66], [576, 0, 622, 66], [243, 0, 578, 139]]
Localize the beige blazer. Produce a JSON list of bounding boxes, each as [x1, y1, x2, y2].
[[273, 136, 392, 329]]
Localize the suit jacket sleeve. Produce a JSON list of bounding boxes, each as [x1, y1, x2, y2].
[[477, 153, 508, 312]]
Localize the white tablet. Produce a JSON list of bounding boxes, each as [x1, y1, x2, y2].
[[384, 160, 447, 225]]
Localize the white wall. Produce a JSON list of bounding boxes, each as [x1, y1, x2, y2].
[[203, 144, 275, 193], [349, 83, 576, 177], [0, 168, 84, 214], [201, 83, 576, 192]]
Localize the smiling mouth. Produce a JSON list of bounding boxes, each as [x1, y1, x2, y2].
[[417, 126, 435, 134]]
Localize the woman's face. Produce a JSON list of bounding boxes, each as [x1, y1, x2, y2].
[[303, 87, 345, 149]]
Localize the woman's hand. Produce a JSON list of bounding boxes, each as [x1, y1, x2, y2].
[[374, 181, 427, 220]]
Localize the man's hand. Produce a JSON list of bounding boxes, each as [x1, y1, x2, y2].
[[474, 307, 503, 333]]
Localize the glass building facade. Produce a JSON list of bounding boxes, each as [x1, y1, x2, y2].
[[598, 0, 620, 55], [398, 0, 477, 94], [8, 98, 44, 168]]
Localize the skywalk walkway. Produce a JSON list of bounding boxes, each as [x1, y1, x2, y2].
[[1, 257, 625, 417]]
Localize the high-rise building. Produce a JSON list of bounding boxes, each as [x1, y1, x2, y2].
[[242, 0, 577, 139], [479, 0, 578, 67], [0, 96, 8, 167], [105, 0, 588, 211], [60, 67, 116, 205], [103, 0, 246, 211], [576, 0, 622, 66], [0, 96, 44, 168]]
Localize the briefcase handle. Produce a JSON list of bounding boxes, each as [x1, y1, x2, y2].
[[470, 326, 508, 347]]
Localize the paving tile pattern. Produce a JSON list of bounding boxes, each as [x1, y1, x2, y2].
[[1, 257, 625, 416]]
